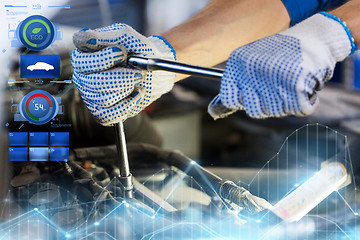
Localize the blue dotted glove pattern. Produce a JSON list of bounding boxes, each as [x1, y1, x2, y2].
[[71, 23, 175, 126], [73, 23, 154, 55], [209, 34, 332, 120]]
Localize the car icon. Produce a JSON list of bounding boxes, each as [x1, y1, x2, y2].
[[27, 62, 54, 71]]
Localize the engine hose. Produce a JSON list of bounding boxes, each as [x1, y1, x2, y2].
[[73, 143, 269, 212], [127, 143, 266, 212]]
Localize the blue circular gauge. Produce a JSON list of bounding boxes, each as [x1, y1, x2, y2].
[[19, 90, 59, 125], [16, 15, 56, 51]]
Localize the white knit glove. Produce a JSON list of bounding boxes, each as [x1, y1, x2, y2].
[[209, 13, 357, 119], [71, 23, 176, 126]]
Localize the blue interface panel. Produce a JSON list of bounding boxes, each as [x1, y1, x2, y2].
[[29, 132, 49, 146], [20, 55, 60, 79], [8, 132, 28, 146], [50, 132, 69, 146], [8, 132, 69, 161], [29, 147, 48, 161], [50, 147, 69, 161], [8, 147, 28, 161]]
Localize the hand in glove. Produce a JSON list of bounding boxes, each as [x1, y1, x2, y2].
[[208, 13, 357, 120], [71, 23, 176, 126]]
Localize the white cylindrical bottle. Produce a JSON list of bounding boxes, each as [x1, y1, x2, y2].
[[271, 162, 348, 222]]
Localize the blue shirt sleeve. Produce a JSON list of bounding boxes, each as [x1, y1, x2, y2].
[[281, 0, 348, 26], [320, 0, 349, 10]]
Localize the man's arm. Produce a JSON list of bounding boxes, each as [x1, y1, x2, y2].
[[70, 0, 353, 125], [209, 0, 359, 120], [330, 0, 360, 45], [162, 0, 291, 81]]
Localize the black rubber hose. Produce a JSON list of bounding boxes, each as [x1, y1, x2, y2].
[[127, 143, 222, 195], [73, 143, 267, 212]]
